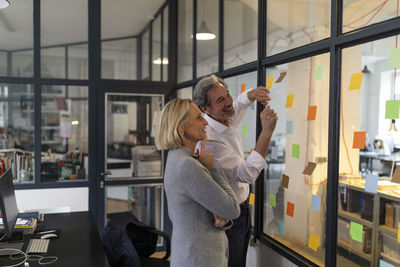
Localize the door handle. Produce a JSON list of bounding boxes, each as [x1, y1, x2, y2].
[[100, 170, 112, 176]]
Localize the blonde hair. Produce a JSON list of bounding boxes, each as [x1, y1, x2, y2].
[[155, 98, 193, 150]]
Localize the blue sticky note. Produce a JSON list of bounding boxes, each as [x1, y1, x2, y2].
[[278, 220, 285, 235], [286, 121, 293, 134], [380, 259, 395, 267], [311, 195, 321, 212], [365, 174, 378, 194]]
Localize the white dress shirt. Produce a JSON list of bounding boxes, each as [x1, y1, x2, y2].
[[203, 91, 268, 204]]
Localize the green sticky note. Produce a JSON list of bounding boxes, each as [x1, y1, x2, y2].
[[350, 221, 363, 243], [228, 89, 232, 95], [269, 193, 276, 207], [242, 125, 247, 137], [385, 100, 400, 119], [389, 48, 400, 68], [292, 144, 300, 159], [315, 65, 324, 80]]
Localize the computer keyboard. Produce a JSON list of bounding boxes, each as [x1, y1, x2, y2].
[[26, 239, 49, 254]]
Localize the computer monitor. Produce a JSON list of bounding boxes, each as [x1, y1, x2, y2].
[[0, 169, 18, 238]]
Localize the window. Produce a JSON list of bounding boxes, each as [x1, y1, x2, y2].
[[178, 0, 193, 82]]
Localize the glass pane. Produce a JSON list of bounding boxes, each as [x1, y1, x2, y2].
[[263, 53, 330, 265], [0, 83, 35, 184], [41, 86, 88, 183], [105, 94, 164, 179], [177, 87, 193, 99], [68, 44, 88, 80], [0, 0, 33, 78], [152, 16, 161, 81], [102, 39, 137, 80], [41, 47, 66, 79], [41, 0, 88, 79], [162, 7, 169, 82], [106, 184, 163, 232], [224, 0, 257, 69], [343, 0, 400, 33], [338, 36, 400, 266], [197, 0, 219, 77], [142, 30, 150, 80], [225, 72, 257, 225], [178, 0, 193, 82], [266, 0, 331, 56], [0, 52, 7, 76]]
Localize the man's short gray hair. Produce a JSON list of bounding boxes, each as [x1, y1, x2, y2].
[[193, 74, 227, 109]]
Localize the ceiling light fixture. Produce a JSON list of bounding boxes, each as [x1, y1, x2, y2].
[[0, 0, 10, 9], [152, 57, 169, 65], [361, 65, 371, 74], [191, 20, 216, 40]]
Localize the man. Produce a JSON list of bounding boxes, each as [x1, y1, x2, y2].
[[193, 74, 278, 267]]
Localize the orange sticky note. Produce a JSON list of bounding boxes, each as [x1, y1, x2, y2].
[[250, 148, 254, 152], [307, 106, 317, 121], [398, 222, 400, 243], [285, 94, 294, 108], [266, 77, 274, 89], [286, 202, 294, 217], [308, 232, 320, 251], [241, 84, 246, 93], [353, 131, 366, 149], [249, 193, 255, 206], [348, 72, 363, 90]]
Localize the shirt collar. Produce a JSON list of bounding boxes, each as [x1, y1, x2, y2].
[[204, 113, 229, 133]]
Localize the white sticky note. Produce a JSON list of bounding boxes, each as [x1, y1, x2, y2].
[[365, 174, 378, 194]]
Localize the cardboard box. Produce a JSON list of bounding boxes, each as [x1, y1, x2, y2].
[[386, 203, 395, 228], [350, 227, 372, 254]]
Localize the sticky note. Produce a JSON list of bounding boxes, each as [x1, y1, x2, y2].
[[242, 125, 247, 137], [352, 131, 366, 149], [228, 89, 232, 95], [303, 162, 317, 175], [241, 84, 246, 93], [286, 121, 293, 134], [285, 94, 294, 108], [286, 202, 294, 217], [315, 65, 324, 80], [250, 148, 254, 152], [365, 174, 378, 194], [271, 147, 278, 160], [350, 221, 363, 243], [398, 222, 400, 243], [389, 48, 400, 68], [308, 232, 320, 251], [249, 193, 255, 206], [266, 77, 274, 89], [269, 193, 276, 207], [281, 174, 289, 189], [292, 144, 300, 159], [385, 100, 400, 119], [307, 106, 317, 121], [276, 72, 286, 83], [380, 260, 395, 267], [278, 220, 285, 235], [392, 168, 400, 184], [311, 195, 321, 212], [348, 72, 363, 90]]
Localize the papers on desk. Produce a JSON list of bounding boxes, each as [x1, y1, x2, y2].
[[0, 218, 37, 234]]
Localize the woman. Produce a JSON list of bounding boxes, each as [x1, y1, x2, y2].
[[155, 98, 240, 267]]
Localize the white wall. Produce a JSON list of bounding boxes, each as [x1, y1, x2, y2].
[[15, 187, 88, 213]]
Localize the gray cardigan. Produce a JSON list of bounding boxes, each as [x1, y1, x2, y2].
[[164, 147, 240, 267]]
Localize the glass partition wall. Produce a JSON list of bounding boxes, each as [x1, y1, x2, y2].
[[175, 0, 400, 266]]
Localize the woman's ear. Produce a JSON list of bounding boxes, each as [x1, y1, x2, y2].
[[178, 126, 185, 136]]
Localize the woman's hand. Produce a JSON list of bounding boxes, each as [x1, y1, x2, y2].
[[198, 137, 215, 170], [213, 214, 229, 228]]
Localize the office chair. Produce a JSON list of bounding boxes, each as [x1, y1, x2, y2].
[[104, 212, 170, 267]]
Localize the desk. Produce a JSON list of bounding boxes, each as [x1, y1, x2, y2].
[[1, 212, 109, 267], [359, 151, 400, 172]]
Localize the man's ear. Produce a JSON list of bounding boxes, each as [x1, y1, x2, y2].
[[201, 106, 211, 116]]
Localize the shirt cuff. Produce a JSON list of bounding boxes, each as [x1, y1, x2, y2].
[[247, 151, 268, 171], [238, 90, 253, 106]]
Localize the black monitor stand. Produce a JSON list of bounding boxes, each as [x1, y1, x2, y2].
[[0, 228, 24, 242]]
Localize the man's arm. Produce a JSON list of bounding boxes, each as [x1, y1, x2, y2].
[[254, 105, 278, 157], [247, 86, 271, 105]]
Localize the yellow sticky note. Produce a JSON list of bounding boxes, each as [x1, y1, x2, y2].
[[348, 72, 363, 90], [285, 94, 294, 108], [398, 222, 400, 243], [308, 232, 320, 251], [266, 77, 274, 89], [249, 193, 255, 206]]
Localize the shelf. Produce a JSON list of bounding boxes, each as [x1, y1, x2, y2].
[[379, 225, 398, 238], [42, 126, 59, 130], [337, 239, 371, 261], [338, 210, 373, 228], [42, 140, 62, 145]]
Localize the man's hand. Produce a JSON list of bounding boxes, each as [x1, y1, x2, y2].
[[260, 105, 278, 134], [247, 86, 271, 105], [213, 214, 229, 228]]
